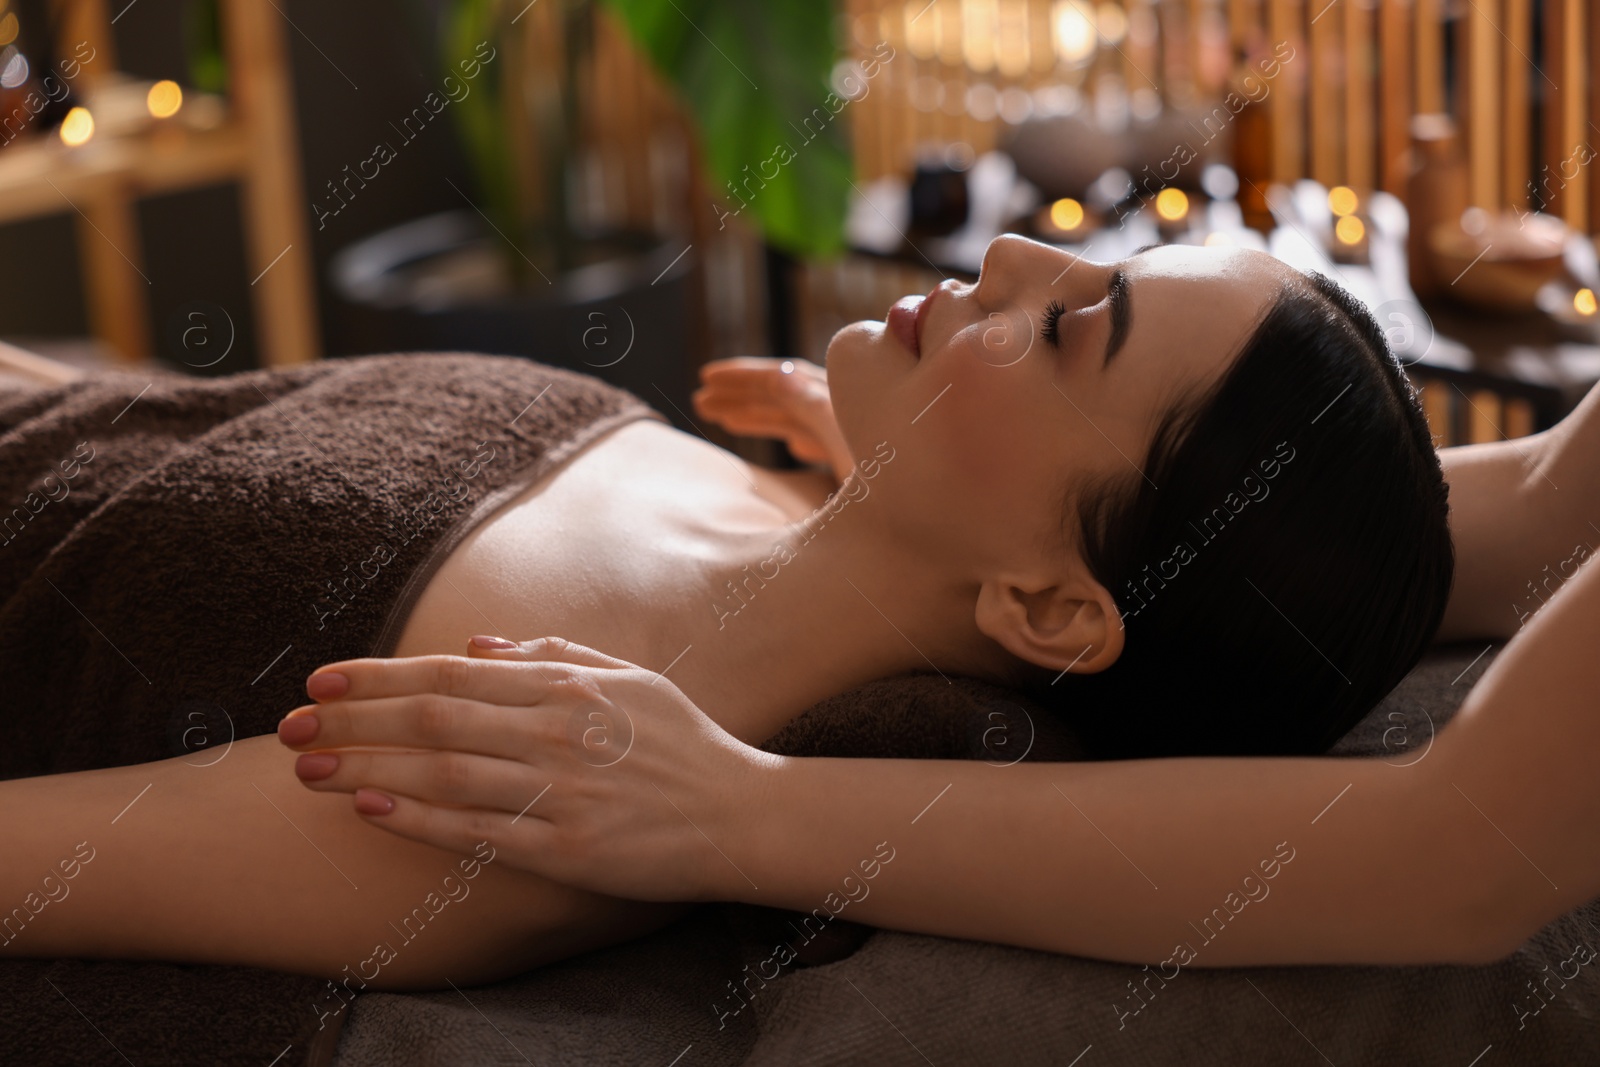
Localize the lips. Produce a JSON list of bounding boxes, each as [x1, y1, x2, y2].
[[889, 281, 947, 361], [887, 294, 924, 357]]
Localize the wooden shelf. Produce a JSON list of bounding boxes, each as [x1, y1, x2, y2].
[[0, 120, 250, 227], [0, 0, 319, 368]]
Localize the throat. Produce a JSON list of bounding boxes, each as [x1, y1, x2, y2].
[[647, 509, 973, 745]]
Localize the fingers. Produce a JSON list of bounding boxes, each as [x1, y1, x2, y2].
[[350, 787, 550, 863], [463, 635, 636, 670], [295, 747, 546, 814], [279, 694, 562, 758], [697, 356, 825, 384], [303, 643, 623, 706]]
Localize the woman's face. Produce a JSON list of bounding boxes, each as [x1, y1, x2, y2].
[[826, 235, 1291, 577]]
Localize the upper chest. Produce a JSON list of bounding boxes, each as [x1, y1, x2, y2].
[[389, 420, 827, 660]]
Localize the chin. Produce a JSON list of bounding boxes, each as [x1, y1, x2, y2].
[[826, 319, 906, 459]]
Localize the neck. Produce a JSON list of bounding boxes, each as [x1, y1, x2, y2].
[[659, 477, 994, 742]]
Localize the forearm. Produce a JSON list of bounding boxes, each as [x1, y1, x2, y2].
[[731, 745, 1511, 967], [1437, 382, 1600, 642]]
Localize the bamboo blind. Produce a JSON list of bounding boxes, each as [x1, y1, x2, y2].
[[842, 0, 1598, 230]]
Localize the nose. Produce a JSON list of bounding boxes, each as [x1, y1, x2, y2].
[[977, 235, 1083, 302]]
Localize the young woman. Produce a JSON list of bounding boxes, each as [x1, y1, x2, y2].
[[1, 237, 1464, 988]]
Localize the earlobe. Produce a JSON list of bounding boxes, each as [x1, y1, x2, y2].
[[975, 578, 1125, 675]]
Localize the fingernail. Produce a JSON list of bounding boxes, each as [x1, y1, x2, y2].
[[307, 672, 348, 701], [295, 753, 339, 780], [471, 635, 518, 649], [277, 715, 320, 746], [355, 788, 395, 815]]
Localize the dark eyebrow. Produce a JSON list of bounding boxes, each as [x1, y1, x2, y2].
[[1132, 243, 1162, 256], [1104, 269, 1131, 367]]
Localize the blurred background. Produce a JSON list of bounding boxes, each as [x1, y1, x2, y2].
[[0, 0, 1597, 448]]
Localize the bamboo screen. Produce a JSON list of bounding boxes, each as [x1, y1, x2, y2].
[[842, 0, 1599, 230]]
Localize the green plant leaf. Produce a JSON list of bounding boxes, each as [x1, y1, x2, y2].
[[600, 0, 852, 258], [441, 0, 518, 244]]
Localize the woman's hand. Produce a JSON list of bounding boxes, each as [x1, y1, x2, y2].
[[692, 356, 855, 482], [276, 638, 779, 903]]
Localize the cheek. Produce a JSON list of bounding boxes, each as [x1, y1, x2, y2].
[[925, 357, 1047, 490]]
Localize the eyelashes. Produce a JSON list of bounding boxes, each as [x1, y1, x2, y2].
[[1041, 299, 1067, 347]]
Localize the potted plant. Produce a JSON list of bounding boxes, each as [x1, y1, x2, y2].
[[331, 0, 850, 420]]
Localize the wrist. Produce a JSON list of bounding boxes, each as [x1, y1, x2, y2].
[[714, 749, 801, 906]]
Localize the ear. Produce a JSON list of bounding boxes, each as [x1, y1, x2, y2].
[[974, 573, 1125, 675]]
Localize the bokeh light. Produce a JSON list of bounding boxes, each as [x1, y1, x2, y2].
[[0, 45, 27, 89], [59, 106, 94, 146], [1335, 215, 1366, 245], [0, 13, 19, 49], [1052, 1, 1096, 64], [147, 79, 184, 119], [1576, 289, 1598, 317], [1327, 185, 1359, 217], [1049, 197, 1085, 231], [1155, 187, 1189, 221]]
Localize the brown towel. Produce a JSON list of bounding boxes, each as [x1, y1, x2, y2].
[[0, 354, 658, 1066]]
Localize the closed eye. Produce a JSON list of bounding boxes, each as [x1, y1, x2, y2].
[[1041, 299, 1067, 347]]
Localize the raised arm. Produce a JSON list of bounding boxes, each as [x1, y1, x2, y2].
[[1433, 380, 1600, 641], [710, 550, 1600, 966]]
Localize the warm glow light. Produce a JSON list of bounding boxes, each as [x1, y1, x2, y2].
[[1335, 215, 1366, 245], [1095, 2, 1128, 44], [1052, 0, 1097, 64], [0, 13, 18, 48], [59, 106, 94, 146], [1576, 289, 1598, 317], [147, 79, 183, 119], [1155, 187, 1189, 221], [1204, 231, 1235, 247], [962, 0, 998, 73], [903, 0, 938, 59], [1049, 197, 1085, 231], [1327, 185, 1359, 217]]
